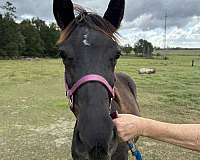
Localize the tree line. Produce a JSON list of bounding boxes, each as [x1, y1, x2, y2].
[[0, 1, 155, 59], [122, 39, 154, 58], [0, 1, 60, 58]]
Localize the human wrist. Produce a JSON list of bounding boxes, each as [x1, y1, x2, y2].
[[141, 118, 164, 138], [138, 117, 151, 137], [131, 115, 147, 137]]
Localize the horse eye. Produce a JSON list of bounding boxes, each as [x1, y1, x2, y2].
[[115, 51, 122, 59], [59, 50, 74, 61], [59, 50, 66, 59]]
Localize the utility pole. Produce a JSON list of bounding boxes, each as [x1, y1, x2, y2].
[[164, 12, 168, 49]]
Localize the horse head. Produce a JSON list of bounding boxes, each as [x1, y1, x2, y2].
[[53, 0, 125, 159]]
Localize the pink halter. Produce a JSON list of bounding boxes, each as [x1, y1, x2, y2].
[[65, 74, 115, 98], [65, 74, 115, 115]]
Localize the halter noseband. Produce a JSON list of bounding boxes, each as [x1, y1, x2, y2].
[[65, 74, 115, 114]]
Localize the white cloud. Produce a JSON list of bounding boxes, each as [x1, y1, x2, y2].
[[0, 0, 199, 48], [20, 14, 34, 20], [119, 15, 200, 48]]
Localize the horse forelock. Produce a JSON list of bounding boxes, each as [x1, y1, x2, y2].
[[57, 6, 119, 44]]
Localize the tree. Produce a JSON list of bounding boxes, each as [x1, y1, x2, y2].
[[31, 18, 59, 57], [121, 44, 134, 55], [0, 1, 16, 20], [47, 23, 60, 57], [20, 19, 45, 57], [0, 19, 25, 57], [0, 1, 59, 58], [134, 39, 154, 58], [0, 1, 25, 58]]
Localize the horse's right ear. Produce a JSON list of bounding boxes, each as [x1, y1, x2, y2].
[[53, 0, 75, 30], [103, 0, 125, 29]]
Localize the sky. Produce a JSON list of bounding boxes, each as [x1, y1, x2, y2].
[[0, 0, 200, 48]]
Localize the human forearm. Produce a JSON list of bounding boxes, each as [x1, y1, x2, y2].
[[141, 118, 200, 152]]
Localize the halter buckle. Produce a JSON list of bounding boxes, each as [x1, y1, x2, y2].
[[109, 98, 113, 113]]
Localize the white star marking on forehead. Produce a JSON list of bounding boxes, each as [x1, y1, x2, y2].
[[83, 34, 91, 46]]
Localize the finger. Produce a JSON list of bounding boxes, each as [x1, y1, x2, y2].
[[118, 134, 129, 142], [112, 118, 124, 125], [113, 121, 125, 129], [112, 119, 118, 125], [116, 114, 127, 117]]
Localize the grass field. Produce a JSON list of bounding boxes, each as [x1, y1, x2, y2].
[[0, 51, 200, 160]]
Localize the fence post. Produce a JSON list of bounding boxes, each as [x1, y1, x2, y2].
[[192, 60, 194, 67]]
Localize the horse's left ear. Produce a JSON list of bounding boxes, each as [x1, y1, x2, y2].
[[103, 0, 125, 29]]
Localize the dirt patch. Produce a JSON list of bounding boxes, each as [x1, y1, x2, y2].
[[28, 117, 75, 148]]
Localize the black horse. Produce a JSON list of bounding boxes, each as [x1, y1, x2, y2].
[[53, 0, 140, 159]]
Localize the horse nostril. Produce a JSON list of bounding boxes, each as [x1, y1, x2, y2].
[[112, 127, 117, 139], [109, 128, 117, 145], [111, 130, 114, 140]]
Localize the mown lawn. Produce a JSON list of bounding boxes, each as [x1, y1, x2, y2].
[[0, 52, 200, 160]]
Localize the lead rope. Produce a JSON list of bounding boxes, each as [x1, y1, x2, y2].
[[127, 140, 142, 160], [110, 111, 143, 160]]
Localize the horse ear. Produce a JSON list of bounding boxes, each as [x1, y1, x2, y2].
[[53, 0, 75, 30], [103, 0, 125, 29]]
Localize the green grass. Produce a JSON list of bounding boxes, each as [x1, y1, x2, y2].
[[0, 52, 200, 159]]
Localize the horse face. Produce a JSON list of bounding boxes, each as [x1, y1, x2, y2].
[[53, 0, 125, 159], [61, 26, 120, 160]]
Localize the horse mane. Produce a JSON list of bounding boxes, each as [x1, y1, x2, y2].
[[57, 6, 119, 44]]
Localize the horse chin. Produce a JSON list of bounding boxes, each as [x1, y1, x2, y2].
[[89, 153, 111, 160], [72, 148, 112, 160], [72, 153, 111, 160], [75, 147, 117, 160], [72, 145, 118, 160], [88, 147, 111, 160]]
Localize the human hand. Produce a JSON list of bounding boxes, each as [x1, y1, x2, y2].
[[113, 114, 144, 142]]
